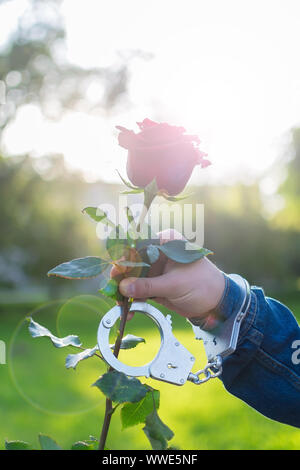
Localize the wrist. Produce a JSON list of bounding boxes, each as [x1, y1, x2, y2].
[[189, 272, 247, 330], [192, 272, 228, 329], [188, 261, 226, 328], [200, 259, 226, 312]]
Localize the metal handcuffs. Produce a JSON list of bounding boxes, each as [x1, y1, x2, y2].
[[97, 274, 251, 386]]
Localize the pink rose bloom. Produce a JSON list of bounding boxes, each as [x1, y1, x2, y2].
[[116, 118, 210, 196]]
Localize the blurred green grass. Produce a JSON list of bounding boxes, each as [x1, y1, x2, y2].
[[0, 294, 300, 450]]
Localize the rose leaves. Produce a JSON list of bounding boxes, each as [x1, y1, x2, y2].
[[28, 316, 174, 450], [121, 389, 160, 429], [28, 318, 82, 348], [5, 435, 62, 451], [93, 372, 174, 449], [5, 434, 102, 451], [143, 409, 174, 450], [27, 317, 146, 370], [93, 371, 148, 404], [65, 346, 100, 370], [147, 240, 213, 265], [47, 256, 109, 280]]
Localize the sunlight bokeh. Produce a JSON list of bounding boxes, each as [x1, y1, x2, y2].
[[1, 0, 300, 451], [1, 0, 300, 187]]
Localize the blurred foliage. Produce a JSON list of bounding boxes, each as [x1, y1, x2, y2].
[[194, 183, 299, 293], [1, 296, 300, 449], [0, 148, 299, 298], [0, 153, 101, 294], [0, 0, 148, 135], [272, 128, 300, 232], [0, 0, 298, 301], [0, 0, 149, 298], [0, 0, 299, 451]]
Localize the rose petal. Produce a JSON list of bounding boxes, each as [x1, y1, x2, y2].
[[194, 148, 209, 164], [116, 118, 210, 195], [200, 159, 211, 168], [182, 134, 201, 145], [117, 128, 137, 150], [136, 118, 157, 130], [139, 122, 186, 145]]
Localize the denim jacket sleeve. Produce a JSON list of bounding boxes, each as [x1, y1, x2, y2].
[[216, 274, 300, 428]]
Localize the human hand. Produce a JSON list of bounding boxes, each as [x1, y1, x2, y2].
[[112, 229, 225, 323]]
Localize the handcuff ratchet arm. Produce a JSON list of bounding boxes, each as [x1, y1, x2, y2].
[[97, 274, 251, 387], [97, 301, 195, 386]]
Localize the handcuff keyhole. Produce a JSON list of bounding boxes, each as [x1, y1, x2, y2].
[[167, 363, 177, 369]]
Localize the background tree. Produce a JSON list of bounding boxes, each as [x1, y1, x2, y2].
[[0, 0, 149, 297], [0, 0, 148, 138]]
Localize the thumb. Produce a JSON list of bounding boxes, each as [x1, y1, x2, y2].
[[119, 274, 173, 299]]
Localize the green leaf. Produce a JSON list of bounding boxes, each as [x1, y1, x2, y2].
[[125, 206, 136, 226], [143, 409, 174, 450], [161, 193, 193, 202], [121, 389, 160, 429], [99, 278, 118, 297], [70, 435, 99, 450], [185, 241, 212, 252], [66, 345, 99, 369], [111, 334, 146, 351], [116, 170, 139, 190], [136, 237, 160, 251], [98, 275, 111, 290], [144, 178, 159, 196], [28, 318, 81, 348], [71, 441, 95, 450], [127, 227, 138, 247], [121, 189, 144, 195], [5, 440, 33, 450], [38, 434, 62, 450], [99, 278, 123, 302], [82, 206, 115, 228], [93, 371, 148, 404], [47, 256, 109, 279], [146, 245, 160, 264], [144, 178, 159, 210], [157, 240, 213, 264], [114, 259, 150, 280], [119, 334, 146, 350], [115, 260, 150, 268], [124, 208, 138, 246]]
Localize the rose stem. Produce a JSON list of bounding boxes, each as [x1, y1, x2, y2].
[[98, 297, 129, 450], [98, 192, 155, 450], [137, 193, 156, 234]]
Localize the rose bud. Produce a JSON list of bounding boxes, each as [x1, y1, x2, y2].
[[116, 118, 210, 196]]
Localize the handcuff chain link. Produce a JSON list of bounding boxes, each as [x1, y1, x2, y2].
[[187, 355, 223, 385]]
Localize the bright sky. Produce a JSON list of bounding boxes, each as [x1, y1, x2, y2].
[[2, 0, 300, 187]]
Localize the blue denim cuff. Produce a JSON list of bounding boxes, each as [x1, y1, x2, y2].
[[214, 273, 246, 321]]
